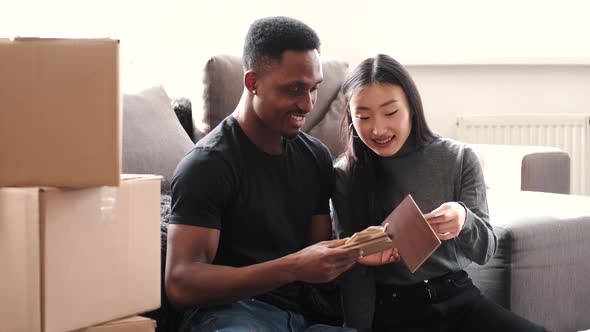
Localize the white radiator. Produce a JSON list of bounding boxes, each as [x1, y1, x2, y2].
[[456, 114, 590, 196]]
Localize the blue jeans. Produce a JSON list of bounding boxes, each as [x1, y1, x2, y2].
[[187, 298, 357, 332]]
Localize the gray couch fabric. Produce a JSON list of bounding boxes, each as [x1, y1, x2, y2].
[[122, 86, 194, 192], [196, 54, 349, 158], [466, 226, 513, 308], [307, 89, 347, 158], [199, 55, 245, 134], [469, 190, 590, 332], [522, 151, 571, 194]]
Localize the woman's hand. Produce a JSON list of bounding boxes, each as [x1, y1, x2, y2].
[[425, 202, 467, 240], [354, 225, 400, 265], [357, 247, 400, 266]]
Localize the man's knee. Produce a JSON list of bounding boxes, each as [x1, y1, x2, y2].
[[189, 300, 284, 332], [191, 313, 273, 332], [306, 324, 357, 332]]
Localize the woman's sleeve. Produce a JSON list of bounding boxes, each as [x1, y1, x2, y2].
[[455, 145, 498, 265], [331, 162, 376, 331], [330, 163, 355, 239]]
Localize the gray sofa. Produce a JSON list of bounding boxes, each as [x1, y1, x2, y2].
[[468, 190, 590, 332], [122, 56, 590, 332]]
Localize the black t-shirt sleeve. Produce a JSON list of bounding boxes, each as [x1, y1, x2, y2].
[[169, 148, 235, 229], [313, 144, 335, 216]]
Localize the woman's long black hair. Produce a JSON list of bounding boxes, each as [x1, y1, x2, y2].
[[340, 54, 437, 231]]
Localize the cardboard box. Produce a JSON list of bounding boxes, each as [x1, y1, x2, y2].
[[0, 38, 121, 188], [0, 175, 161, 332], [75, 316, 156, 332]]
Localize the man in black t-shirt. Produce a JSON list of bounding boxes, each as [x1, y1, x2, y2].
[[166, 17, 360, 331]]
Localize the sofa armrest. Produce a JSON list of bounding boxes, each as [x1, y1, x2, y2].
[[469, 190, 590, 332], [469, 144, 570, 194], [521, 151, 570, 194]]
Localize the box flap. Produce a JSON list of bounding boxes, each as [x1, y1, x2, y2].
[[12, 37, 119, 43], [121, 174, 163, 182]]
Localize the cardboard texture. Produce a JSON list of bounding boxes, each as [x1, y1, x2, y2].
[[0, 176, 161, 332], [0, 38, 121, 188], [75, 316, 156, 332], [0, 188, 42, 332], [382, 195, 442, 273]]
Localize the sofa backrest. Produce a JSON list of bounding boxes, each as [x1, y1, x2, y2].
[[194, 55, 349, 158], [470, 144, 571, 194]]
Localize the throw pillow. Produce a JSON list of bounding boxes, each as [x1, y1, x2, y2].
[[122, 86, 194, 192], [303, 57, 349, 132], [308, 89, 348, 159], [198, 55, 244, 134]]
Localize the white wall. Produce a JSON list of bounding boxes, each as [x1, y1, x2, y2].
[[2, 0, 590, 138], [406, 65, 590, 137], [2, 0, 201, 96], [285, 0, 590, 68], [280, 0, 590, 137]]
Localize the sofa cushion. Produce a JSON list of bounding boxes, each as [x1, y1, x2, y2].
[[468, 190, 590, 332], [199, 55, 244, 134], [308, 89, 347, 158], [122, 86, 194, 192], [303, 57, 349, 132], [465, 226, 512, 308], [197, 55, 349, 137]]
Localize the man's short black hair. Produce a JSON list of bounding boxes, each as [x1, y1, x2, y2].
[[243, 16, 320, 71]]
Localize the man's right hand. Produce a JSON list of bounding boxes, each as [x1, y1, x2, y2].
[[287, 239, 362, 283], [167, 226, 360, 308]]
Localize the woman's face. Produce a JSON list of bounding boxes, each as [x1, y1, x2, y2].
[[349, 83, 412, 157]]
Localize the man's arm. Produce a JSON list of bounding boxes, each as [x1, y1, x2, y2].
[[165, 223, 361, 309], [166, 224, 293, 308], [307, 214, 333, 245]]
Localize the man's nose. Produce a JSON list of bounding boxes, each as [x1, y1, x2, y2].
[[296, 91, 315, 113]]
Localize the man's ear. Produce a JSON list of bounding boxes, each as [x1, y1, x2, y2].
[[244, 71, 257, 94]]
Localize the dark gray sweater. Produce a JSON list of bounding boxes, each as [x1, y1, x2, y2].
[[332, 136, 497, 330]]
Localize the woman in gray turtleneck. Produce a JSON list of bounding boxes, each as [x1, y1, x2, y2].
[[331, 54, 548, 332]]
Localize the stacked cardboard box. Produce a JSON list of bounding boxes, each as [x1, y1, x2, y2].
[[0, 38, 160, 332], [0, 38, 121, 188]]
